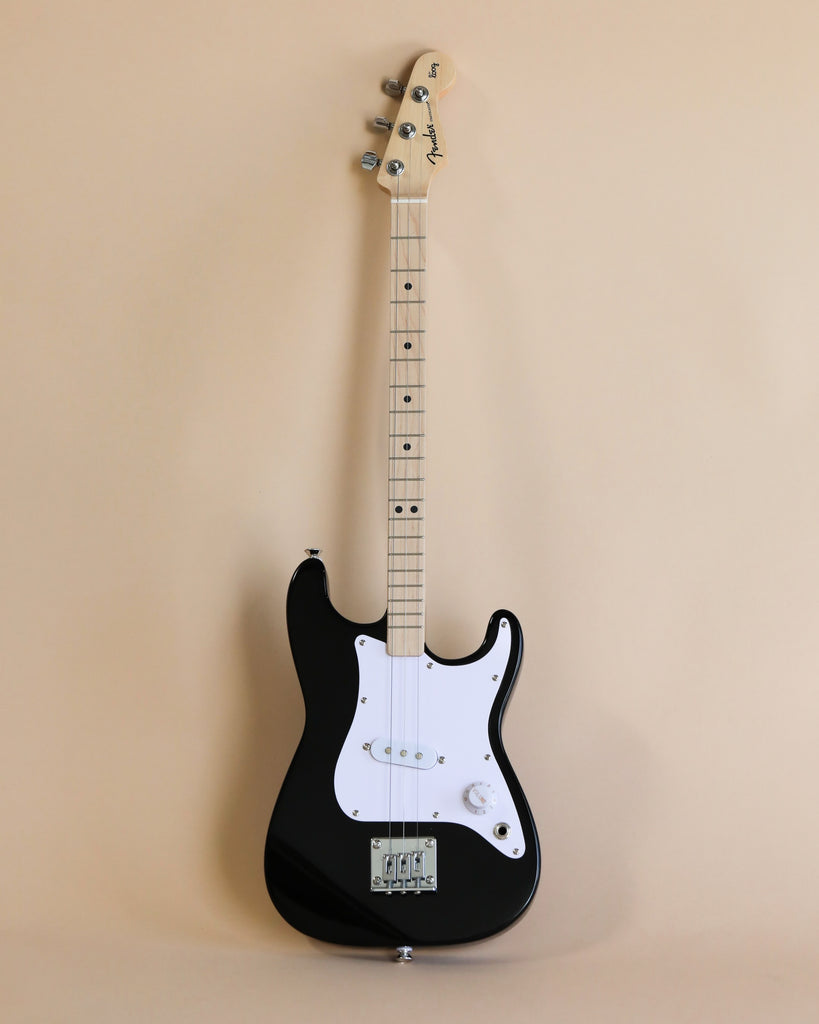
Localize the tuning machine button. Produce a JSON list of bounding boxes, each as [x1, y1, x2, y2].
[[373, 116, 394, 131], [361, 151, 381, 171], [384, 79, 405, 97]]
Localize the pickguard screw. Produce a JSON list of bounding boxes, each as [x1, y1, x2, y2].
[[372, 839, 382, 849], [438, 756, 445, 764], [426, 662, 433, 669], [353, 810, 359, 816], [425, 875, 434, 884], [385, 746, 392, 754], [501, 620, 508, 628], [485, 754, 492, 761], [400, 749, 408, 758], [373, 875, 382, 884], [432, 811, 439, 818], [359, 639, 365, 646], [360, 697, 367, 703], [425, 839, 435, 848], [513, 848, 520, 855], [415, 752, 423, 760], [363, 742, 371, 751], [492, 674, 498, 681]]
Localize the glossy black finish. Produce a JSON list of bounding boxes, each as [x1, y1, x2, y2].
[[264, 557, 540, 948]]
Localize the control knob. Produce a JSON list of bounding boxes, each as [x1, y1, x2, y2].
[[463, 781, 497, 815]]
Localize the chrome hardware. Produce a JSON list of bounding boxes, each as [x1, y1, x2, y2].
[[385, 79, 405, 96], [305, 548, 322, 558], [398, 122, 416, 139], [361, 150, 381, 171], [386, 159, 405, 176], [371, 837, 437, 893], [396, 946, 414, 962], [493, 822, 511, 840], [411, 85, 429, 103], [373, 116, 394, 131]]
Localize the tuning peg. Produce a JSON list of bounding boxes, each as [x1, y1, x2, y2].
[[361, 151, 381, 171], [373, 116, 394, 131], [384, 79, 405, 97]]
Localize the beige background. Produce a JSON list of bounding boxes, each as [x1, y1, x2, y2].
[[3, 1, 818, 1020]]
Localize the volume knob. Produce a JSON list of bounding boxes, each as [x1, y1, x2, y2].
[[463, 781, 497, 815]]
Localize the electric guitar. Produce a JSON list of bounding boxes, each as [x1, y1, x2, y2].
[[264, 52, 540, 960]]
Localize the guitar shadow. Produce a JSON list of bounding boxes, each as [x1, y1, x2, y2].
[[214, 115, 391, 939], [215, 563, 304, 937]]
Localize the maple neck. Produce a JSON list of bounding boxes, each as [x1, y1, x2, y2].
[[387, 196, 428, 656]]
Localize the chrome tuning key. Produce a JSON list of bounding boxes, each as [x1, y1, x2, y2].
[[361, 151, 381, 171], [373, 116, 394, 131], [384, 78, 405, 97]]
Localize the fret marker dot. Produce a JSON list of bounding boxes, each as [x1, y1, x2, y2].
[[404, 342, 412, 349], [403, 395, 411, 403], [410, 505, 418, 513], [403, 443, 411, 451], [395, 506, 403, 514]]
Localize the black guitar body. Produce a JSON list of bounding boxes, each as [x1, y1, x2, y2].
[[264, 556, 540, 948]]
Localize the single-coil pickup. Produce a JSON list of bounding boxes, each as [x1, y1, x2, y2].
[[369, 737, 437, 770]]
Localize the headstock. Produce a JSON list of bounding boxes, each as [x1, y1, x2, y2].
[[361, 52, 455, 199]]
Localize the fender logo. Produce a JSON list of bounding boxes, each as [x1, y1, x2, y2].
[[423, 122, 444, 165], [428, 62, 439, 79]]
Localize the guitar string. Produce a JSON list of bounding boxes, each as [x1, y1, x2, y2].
[[414, 176, 424, 857], [388, 147, 427, 873], [387, 172, 398, 855]]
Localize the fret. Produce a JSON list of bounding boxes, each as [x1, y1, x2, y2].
[[390, 329, 425, 334], [390, 235, 426, 239], [390, 300, 426, 304], [391, 268, 426, 272]]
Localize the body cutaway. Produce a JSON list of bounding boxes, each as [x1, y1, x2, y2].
[[264, 556, 540, 948]]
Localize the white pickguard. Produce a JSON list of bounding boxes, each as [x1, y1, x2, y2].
[[334, 621, 526, 858]]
